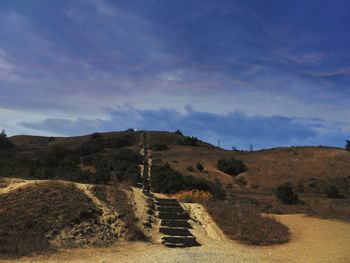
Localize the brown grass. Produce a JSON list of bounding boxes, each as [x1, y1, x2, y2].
[[172, 190, 213, 202], [92, 185, 148, 241], [202, 200, 290, 245], [0, 181, 99, 256]]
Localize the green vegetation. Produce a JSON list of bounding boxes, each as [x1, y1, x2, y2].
[[324, 185, 345, 199], [179, 136, 199, 146], [174, 129, 183, 136], [151, 142, 168, 151], [105, 135, 136, 148], [346, 140, 350, 151], [275, 184, 300, 205], [217, 158, 246, 176], [196, 162, 204, 172], [151, 163, 211, 194], [0, 129, 14, 149]]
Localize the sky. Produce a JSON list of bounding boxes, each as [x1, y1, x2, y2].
[[0, 0, 349, 150]]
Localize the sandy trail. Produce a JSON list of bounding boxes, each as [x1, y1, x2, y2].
[[1, 214, 349, 263]]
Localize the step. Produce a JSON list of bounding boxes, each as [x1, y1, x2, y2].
[[158, 212, 189, 220], [155, 198, 178, 202], [161, 220, 191, 228], [157, 206, 184, 213], [155, 202, 181, 207], [161, 236, 200, 247], [160, 227, 192, 236]]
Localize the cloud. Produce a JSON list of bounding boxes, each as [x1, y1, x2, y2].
[[19, 106, 349, 149]]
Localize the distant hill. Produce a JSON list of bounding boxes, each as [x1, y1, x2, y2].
[[2, 130, 350, 197]]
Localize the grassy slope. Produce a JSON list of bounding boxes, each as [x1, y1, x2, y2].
[[152, 143, 350, 195]]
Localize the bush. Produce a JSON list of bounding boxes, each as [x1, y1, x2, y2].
[[275, 184, 299, 205], [210, 178, 226, 200], [174, 129, 183, 136], [324, 185, 345, 199], [105, 135, 136, 148], [79, 138, 105, 155], [91, 132, 102, 139], [186, 165, 194, 172], [179, 136, 198, 146], [151, 143, 168, 151], [0, 129, 14, 149], [217, 158, 246, 176], [196, 163, 204, 172], [346, 140, 350, 151], [151, 164, 211, 194]]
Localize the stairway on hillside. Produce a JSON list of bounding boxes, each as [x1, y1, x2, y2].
[[155, 197, 200, 248]]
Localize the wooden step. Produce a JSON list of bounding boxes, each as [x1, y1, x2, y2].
[[157, 206, 184, 213], [160, 227, 192, 236], [158, 212, 189, 220], [161, 220, 191, 228]]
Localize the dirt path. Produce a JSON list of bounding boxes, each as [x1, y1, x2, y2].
[[1, 214, 348, 263]]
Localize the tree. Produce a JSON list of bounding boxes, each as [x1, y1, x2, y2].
[[0, 129, 14, 149], [275, 184, 299, 205], [174, 129, 183, 136], [196, 162, 204, 172], [217, 158, 246, 176], [346, 140, 350, 151]]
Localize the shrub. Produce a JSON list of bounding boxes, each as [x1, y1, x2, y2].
[[275, 184, 299, 205], [0, 129, 14, 149], [217, 158, 246, 176], [91, 132, 102, 139], [210, 178, 226, 200], [196, 162, 204, 172], [346, 140, 350, 151], [174, 129, 183, 136], [179, 136, 198, 146], [79, 138, 105, 155], [324, 185, 345, 199], [151, 164, 211, 194], [151, 143, 168, 151], [186, 165, 194, 172], [174, 190, 213, 202], [105, 135, 136, 148]]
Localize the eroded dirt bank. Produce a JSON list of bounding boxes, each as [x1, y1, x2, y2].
[[1, 214, 349, 263]]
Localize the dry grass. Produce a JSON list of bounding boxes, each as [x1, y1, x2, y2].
[[202, 200, 290, 245], [152, 143, 350, 195], [0, 181, 99, 256], [172, 190, 213, 202], [92, 185, 148, 241]]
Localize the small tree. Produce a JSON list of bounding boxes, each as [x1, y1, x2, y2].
[[174, 129, 183, 136], [275, 184, 299, 205], [346, 140, 350, 151], [324, 185, 344, 199], [0, 129, 14, 149], [217, 158, 246, 176], [196, 162, 204, 172]]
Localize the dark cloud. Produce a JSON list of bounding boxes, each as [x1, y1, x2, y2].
[[20, 106, 348, 149]]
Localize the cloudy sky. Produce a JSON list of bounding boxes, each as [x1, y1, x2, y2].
[[0, 0, 349, 149]]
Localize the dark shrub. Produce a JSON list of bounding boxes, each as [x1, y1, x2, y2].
[[105, 135, 136, 148], [151, 164, 211, 194], [179, 136, 198, 146], [91, 132, 102, 139], [186, 165, 194, 172], [346, 140, 350, 151], [152, 143, 168, 151], [217, 158, 246, 176], [196, 162, 204, 172], [0, 129, 14, 149], [79, 138, 105, 155], [275, 184, 299, 205], [210, 178, 226, 200], [174, 129, 183, 136], [324, 185, 345, 199]]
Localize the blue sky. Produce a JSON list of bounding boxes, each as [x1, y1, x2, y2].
[[0, 0, 349, 149]]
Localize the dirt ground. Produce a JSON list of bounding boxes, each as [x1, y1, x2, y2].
[[1, 213, 349, 263]]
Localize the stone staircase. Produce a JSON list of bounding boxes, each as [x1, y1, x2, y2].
[[155, 197, 200, 248]]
